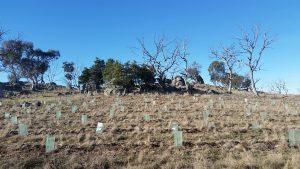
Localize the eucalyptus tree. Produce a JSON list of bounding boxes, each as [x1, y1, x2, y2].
[[238, 26, 275, 95]]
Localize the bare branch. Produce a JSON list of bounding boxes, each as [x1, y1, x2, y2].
[[210, 44, 238, 93], [237, 25, 275, 95], [136, 36, 183, 83]]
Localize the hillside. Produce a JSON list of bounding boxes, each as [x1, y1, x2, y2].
[[0, 90, 300, 169]]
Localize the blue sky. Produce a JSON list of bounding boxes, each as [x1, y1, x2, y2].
[[0, 0, 300, 93]]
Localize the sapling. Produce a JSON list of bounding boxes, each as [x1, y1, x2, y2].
[[56, 111, 61, 120], [72, 105, 78, 113], [4, 112, 10, 119], [144, 114, 150, 122], [173, 131, 183, 147], [46, 135, 56, 153], [251, 121, 259, 130], [260, 112, 268, 121], [96, 122, 105, 134], [81, 115, 88, 125], [170, 122, 178, 134], [11, 116, 18, 124], [288, 128, 300, 146], [18, 123, 28, 136], [203, 110, 209, 125], [109, 109, 115, 119]]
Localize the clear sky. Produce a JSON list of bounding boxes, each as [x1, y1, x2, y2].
[[0, 0, 299, 93]]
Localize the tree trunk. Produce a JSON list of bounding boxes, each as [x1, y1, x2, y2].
[[250, 70, 258, 95], [66, 83, 72, 90], [228, 70, 232, 93], [228, 79, 232, 93], [0, 86, 3, 98], [31, 81, 37, 91], [41, 74, 45, 84]]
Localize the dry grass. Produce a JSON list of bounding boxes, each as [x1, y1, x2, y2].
[[0, 90, 300, 169]]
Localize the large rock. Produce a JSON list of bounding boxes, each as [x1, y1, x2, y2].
[[21, 102, 32, 108], [171, 76, 185, 88], [104, 86, 126, 96], [81, 81, 99, 95], [33, 101, 42, 107]]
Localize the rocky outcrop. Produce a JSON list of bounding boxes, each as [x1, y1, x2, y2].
[[171, 76, 185, 88], [104, 86, 126, 96]]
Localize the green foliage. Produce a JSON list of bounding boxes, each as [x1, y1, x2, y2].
[[208, 61, 251, 90], [131, 63, 155, 87], [79, 57, 105, 90], [90, 57, 105, 86], [103, 59, 154, 89], [208, 61, 226, 85], [103, 59, 123, 86], [0, 39, 59, 85], [63, 62, 74, 87], [78, 67, 91, 84], [77, 57, 156, 91], [222, 73, 251, 90], [0, 39, 32, 83], [186, 61, 204, 84], [21, 48, 60, 85]]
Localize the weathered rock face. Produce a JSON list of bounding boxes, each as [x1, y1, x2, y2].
[[81, 81, 99, 95], [104, 86, 126, 96], [21, 102, 32, 108], [171, 76, 185, 88]]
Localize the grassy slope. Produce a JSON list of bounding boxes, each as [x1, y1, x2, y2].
[[0, 90, 300, 169]]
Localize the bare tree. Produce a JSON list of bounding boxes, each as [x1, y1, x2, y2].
[[0, 28, 6, 97], [72, 63, 83, 90], [211, 44, 238, 93], [137, 36, 182, 89], [270, 79, 288, 95], [45, 60, 62, 84], [238, 26, 275, 95], [178, 40, 190, 93]]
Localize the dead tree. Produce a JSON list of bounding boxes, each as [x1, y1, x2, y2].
[[211, 44, 238, 93], [178, 40, 190, 93], [238, 26, 275, 95], [137, 36, 182, 90], [0, 28, 6, 97], [270, 79, 288, 95]]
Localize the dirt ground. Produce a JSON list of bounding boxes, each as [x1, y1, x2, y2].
[[0, 91, 300, 169]]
